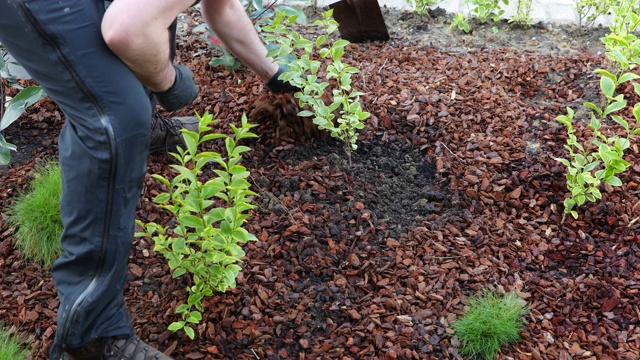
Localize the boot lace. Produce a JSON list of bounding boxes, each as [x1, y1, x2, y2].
[[151, 112, 183, 137]]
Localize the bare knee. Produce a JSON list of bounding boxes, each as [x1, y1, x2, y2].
[[101, 13, 140, 55]]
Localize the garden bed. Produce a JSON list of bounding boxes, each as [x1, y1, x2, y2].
[[1, 7, 639, 360]]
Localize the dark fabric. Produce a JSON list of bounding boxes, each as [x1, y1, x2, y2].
[[152, 64, 199, 111], [0, 0, 151, 358], [266, 65, 301, 93], [169, 19, 177, 63]]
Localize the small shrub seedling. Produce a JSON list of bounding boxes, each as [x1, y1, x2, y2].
[[574, 0, 613, 33], [556, 0, 640, 219], [136, 112, 258, 339], [451, 13, 471, 33], [452, 291, 528, 360], [510, 0, 534, 27], [467, 0, 509, 24], [450, 0, 508, 33], [5, 160, 63, 268], [601, 0, 640, 72], [405, 0, 442, 16], [263, 9, 371, 166]]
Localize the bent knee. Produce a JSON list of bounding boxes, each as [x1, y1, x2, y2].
[[101, 16, 137, 55]]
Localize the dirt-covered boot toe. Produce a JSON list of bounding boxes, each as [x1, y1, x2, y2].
[[63, 336, 173, 360]]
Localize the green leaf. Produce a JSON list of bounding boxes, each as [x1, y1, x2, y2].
[[606, 176, 623, 186], [168, 322, 184, 332], [223, 267, 239, 288], [0, 133, 17, 165], [618, 72, 640, 83], [187, 315, 201, 324], [594, 69, 616, 81], [0, 145, 11, 166], [201, 133, 226, 142], [179, 214, 203, 228], [564, 197, 575, 209], [153, 193, 171, 204], [189, 311, 202, 322], [277, 5, 307, 24], [173, 267, 187, 278], [633, 105, 640, 123], [611, 115, 629, 131], [600, 76, 616, 99], [0, 86, 47, 131], [184, 326, 195, 339], [298, 110, 314, 117], [175, 304, 190, 314], [605, 34, 629, 47]]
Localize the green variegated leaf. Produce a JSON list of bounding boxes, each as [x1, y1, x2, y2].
[[600, 76, 616, 99]]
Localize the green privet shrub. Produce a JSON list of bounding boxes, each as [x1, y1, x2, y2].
[[602, 0, 640, 71], [136, 112, 258, 339], [263, 10, 371, 166], [5, 160, 63, 268], [467, 0, 509, 24], [452, 291, 528, 360], [451, 13, 472, 33], [0, 326, 29, 360], [574, 0, 613, 33], [450, 0, 508, 34], [405, 0, 442, 16], [556, 0, 640, 220], [510, 0, 534, 27]]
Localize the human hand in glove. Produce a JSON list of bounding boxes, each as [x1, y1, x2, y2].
[[266, 65, 302, 94]]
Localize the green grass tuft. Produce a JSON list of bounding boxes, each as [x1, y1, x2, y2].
[[0, 326, 29, 360], [5, 160, 63, 268], [452, 290, 528, 360]]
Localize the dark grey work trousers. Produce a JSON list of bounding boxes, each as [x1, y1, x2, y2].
[[0, 0, 152, 358]]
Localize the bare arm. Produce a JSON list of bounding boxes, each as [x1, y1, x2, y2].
[[200, 0, 279, 82], [102, 0, 279, 92]]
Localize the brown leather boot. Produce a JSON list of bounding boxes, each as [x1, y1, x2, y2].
[[63, 336, 173, 360], [149, 112, 199, 154]]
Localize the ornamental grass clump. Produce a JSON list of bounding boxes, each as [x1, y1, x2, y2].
[[5, 160, 62, 268], [0, 325, 29, 360], [452, 291, 528, 360]]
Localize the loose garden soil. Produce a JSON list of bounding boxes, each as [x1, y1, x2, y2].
[[1, 6, 639, 360]]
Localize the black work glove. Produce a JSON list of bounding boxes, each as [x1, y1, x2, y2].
[[153, 64, 200, 112], [266, 65, 301, 93]]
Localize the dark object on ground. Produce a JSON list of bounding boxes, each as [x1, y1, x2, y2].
[[329, 0, 390, 43]]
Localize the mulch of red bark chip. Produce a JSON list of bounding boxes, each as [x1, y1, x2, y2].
[[1, 8, 640, 360]]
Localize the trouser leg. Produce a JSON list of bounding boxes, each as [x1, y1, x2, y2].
[[0, 0, 151, 358]]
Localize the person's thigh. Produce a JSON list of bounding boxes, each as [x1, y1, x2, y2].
[[0, 0, 152, 356]]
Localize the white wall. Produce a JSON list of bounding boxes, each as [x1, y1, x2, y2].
[[317, 0, 613, 25]]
